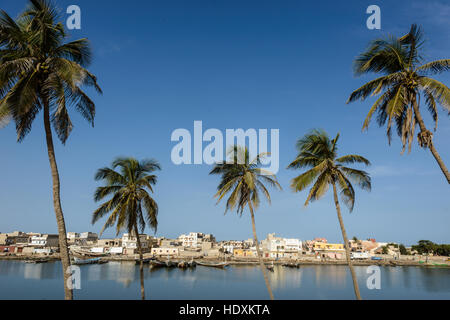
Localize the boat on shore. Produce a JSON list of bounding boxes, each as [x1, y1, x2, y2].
[[165, 260, 177, 268], [282, 262, 300, 268], [71, 249, 109, 257], [72, 257, 107, 265], [197, 261, 229, 268], [149, 260, 166, 269], [188, 259, 197, 268], [135, 258, 153, 265], [177, 258, 198, 268], [25, 258, 51, 264]]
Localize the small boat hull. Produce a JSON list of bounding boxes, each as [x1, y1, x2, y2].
[[72, 257, 105, 265], [197, 261, 229, 268], [149, 260, 166, 269]]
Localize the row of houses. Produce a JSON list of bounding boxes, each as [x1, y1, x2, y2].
[[0, 231, 59, 254], [1, 230, 388, 259]]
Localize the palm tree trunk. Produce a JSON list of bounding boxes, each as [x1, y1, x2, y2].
[[43, 102, 73, 300], [412, 98, 450, 184], [134, 224, 146, 300], [332, 182, 362, 300], [248, 201, 274, 300]]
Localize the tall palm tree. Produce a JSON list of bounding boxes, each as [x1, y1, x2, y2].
[[347, 24, 450, 184], [210, 146, 281, 300], [288, 130, 371, 300], [92, 157, 160, 300], [0, 0, 101, 299]]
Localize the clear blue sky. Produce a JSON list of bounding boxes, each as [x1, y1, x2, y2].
[[1, 0, 449, 245]]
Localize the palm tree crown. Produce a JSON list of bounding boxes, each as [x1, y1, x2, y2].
[[210, 146, 282, 215], [288, 129, 371, 211], [347, 24, 449, 153], [0, 0, 102, 142], [93, 157, 160, 236]]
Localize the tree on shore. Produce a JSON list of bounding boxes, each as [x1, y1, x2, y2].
[[210, 146, 282, 300], [288, 130, 371, 300], [0, 0, 101, 299], [399, 244, 408, 255], [347, 24, 450, 184], [92, 157, 160, 300]]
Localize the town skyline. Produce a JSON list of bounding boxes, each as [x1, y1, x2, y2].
[[0, 227, 442, 247]]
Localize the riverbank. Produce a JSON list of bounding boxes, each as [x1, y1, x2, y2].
[[1, 253, 448, 267]]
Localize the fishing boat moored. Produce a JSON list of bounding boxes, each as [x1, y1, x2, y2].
[[149, 260, 166, 270], [266, 262, 274, 272], [165, 260, 177, 268], [197, 261, 229, 268], [72, 257, 107, 265]]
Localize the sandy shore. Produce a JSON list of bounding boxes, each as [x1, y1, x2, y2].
[[1, 253, 448, 267]]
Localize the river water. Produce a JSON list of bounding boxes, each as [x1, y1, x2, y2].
[[0, 261, 449, 299]]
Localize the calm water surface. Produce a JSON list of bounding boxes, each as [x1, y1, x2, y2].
[[0, 261, 449, 299]]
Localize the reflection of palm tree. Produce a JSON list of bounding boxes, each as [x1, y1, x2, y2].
[[288, 130, 371, 300], [210, 146, 282, 300]]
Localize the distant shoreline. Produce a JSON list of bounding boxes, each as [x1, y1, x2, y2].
[[1, 254, 448, 268]]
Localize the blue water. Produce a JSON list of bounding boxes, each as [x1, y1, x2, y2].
[[0, 261, 449, 299]]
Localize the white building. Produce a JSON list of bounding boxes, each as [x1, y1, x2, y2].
[[223, 245, 235, 254], [151, 247, 179, 256], [66, 232, 79, 243], [284, 238, 302, 252], [122, 233, 149, 250], [30, 234, 59, 247], [178, 232, 215, 248], [80, 232, 98, 242], [262, 234, 302, 259]]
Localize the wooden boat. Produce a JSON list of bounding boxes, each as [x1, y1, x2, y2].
[[25, 259, 50, 264], [135, 258, 153, 265], [371, 256, 383, 261], [178, 261, 188, 268], [71, 249, 108, 257], [197, 261, 229, 268], [36, 258, 51, 264], [149, 260, 166, 269], [165, 260, 177, 268], [72, 257, 106, 265], [188, 259, 197, 268], [282, 262, 300, 268], [432, 263, 449, 267]]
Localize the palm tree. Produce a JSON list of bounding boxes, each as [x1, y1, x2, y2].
[[287, 130, 371, 300], [92, 157, 160, 300], [210, 146, 281, 300], [347, 24, 450, 184], [0, 0, 101, 299]]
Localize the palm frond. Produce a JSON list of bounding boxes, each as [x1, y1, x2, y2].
[[418, 77, 450, 113], [416, 59, 450, 75], [336, 154, 371, 166]]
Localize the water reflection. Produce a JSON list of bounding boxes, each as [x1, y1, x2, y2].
[[0, 261, 448, 299]]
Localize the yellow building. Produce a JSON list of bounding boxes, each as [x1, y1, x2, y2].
[[313, 242, 344, 251], [233, 249, 257, 258]]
